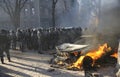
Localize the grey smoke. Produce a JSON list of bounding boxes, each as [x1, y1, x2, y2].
[[96, 0, 120, 48], [56, 0, 120, 48], [74, 0, 120, 49], [57, 0, 94, 28]]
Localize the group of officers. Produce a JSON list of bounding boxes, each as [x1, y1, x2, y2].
[[0, 27, 82, 64]]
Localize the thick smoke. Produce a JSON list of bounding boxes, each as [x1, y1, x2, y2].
[[96, 0, 120, 48], [57, 0, 93, 28], [75, 0, 120, 50], [57, 0, 120, 49]]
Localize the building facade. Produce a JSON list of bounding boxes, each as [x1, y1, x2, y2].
[[0, 0, 110, 30], [0, 0, 75, 30]]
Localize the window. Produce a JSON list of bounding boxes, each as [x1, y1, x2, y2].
[[32, 8, 35, 15]]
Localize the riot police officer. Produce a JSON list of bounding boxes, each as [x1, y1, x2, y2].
[[0, 29, 11, 64]]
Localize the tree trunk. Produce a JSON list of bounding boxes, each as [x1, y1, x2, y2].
[[11, 11, 21, 30], [15, 13, 20, 29], [52, 1, 56, 30]]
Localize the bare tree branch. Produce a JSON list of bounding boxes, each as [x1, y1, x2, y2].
[[0, 4, 9, 15], [0, 0, 28, 29], [54, 0, 58, 4], [53, 0, 58, 5], [20, 0, 28, 10], [4, 0, 13, 17], [7, 0, 14, 14], [63, 0, 67, 11]]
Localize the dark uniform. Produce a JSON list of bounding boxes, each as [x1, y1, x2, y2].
[[0, 30, 11, 64], [37, 30, 42, 53], [16, 29, 25, 52], [82, 56, 93, 77], [10, 30, 17, 49]]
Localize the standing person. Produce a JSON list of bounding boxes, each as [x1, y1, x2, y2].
[[82, 56, 93, 77], [32, 29, 38, 50], [16, 29, 24, 52], [26, 29, 32, 50], [10, 30, 16, 50], [37, 29, 43, 53], [0, 30, 11, 64], [20, 30, 26, 52], [42, 29, 48, 51]]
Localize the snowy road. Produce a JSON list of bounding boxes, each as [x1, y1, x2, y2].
[[0, 50, 84, 77]]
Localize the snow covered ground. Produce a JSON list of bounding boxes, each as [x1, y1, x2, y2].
[[0, 50, 116, 77], [0, 50, 84, 77]]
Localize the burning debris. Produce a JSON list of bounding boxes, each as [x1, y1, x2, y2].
[[50, 43, 117, 71], [111, 51, 118, 58], [50, 43, 88, 68]]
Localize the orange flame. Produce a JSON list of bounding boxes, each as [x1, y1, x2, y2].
[[69, 43, 112, 69], [111, 52, 118, 58]]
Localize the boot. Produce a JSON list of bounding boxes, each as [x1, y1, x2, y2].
[[1, 58, 5, 64], [7, 57, 11, 62]]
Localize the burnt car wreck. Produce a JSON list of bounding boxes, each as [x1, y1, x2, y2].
[[50, 41, 117, 76]]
